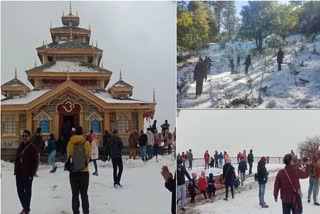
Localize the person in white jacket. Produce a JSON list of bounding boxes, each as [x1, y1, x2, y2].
[[91, 133, 99, 176], [146, 128, 155, 160]]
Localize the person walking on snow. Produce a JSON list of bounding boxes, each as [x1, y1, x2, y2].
[[110, 130, 124, 188], [103, 130, 111, 161], [277, 47, 284, 71], [177, 159, 192, 211], [91, 132, 99, 176], [204, 150, 210, 170], [238, 156, 247, 187], [208, 172, 216, 199], [188, 172, 198, 203], [187, 149, 193, 170], [257, 156, 269, 208], [248, 149, 254, 175], [223, 157, 235, 201], [47, 133, 57, 173], [214, 151, 219, 168], [138, 130, 148, 161], [146, 128, 155, 160], [128, 129, 139, 159], [244, 54, 251, 75], [307, 153, 320, 205]]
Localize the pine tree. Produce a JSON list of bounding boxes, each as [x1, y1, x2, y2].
[[222, 1, 237, 41]]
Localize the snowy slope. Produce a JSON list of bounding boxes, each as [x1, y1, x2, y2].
[[1, 155, 175, 214], [178, 35, 320, 109]]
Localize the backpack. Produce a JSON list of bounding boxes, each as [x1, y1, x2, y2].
[[309, 164, 316, 177], [71, 140, 88, 172]]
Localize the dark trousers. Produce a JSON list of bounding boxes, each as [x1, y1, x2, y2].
[[225, 184, 234, 199], [208, 186, 216, 198], [16, 176, 33, 212], [245, 65, 249, 74], [282, 203, 295, 214], [168, 144, 171, 154], [278, 63, 282, 71], [69, 172, 89, 214], [215, 160, 218, 168], [249, 162, 253, 175], [112, 157, 123, 185], [196, 79, 203, 96], [201, 190, 208, 199], [190, 190, 196, 202]]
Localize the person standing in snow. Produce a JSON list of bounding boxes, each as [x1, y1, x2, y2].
[[198, 171, 209, 202], [146, 128, 155, 160], [187, 149, 193, 170], [307, 153, 320, 206], [181, 152, 186, 168], [204, 150, 210, 170], [257, 156, 269, 208], [15, 130, 39, 214], [223, 157, 235, 201], [248, 149, 254, 175], [128, 129, 139, 159], [151, 120, 158, 134], [103, 130, 111, 161], [138, 130, 148, 161], [208, 172, 216, 199], [229, 58, 235, 74], [177, 159, 192, 211], [218, 152, 224, 168], [31, 127, 44, 177], [110, 130, 124, 188], [91, 132, 99, 176], [214, 151, 219, 168], [194, 57, 206, 97], [243, 54, 251, 75], [165, 129, 174, 154], [274, 154, 310, 214], [204, 56, 213, 81], [160, 120, 170, 137], [154, 132, 162, 162], [67, 126, 92, 214], [188, 172, 198, 203], [238, 156, 247, 187], [47, 133, 57, 173], [161, 166, 176, 214], [277, 47, 284, 71]]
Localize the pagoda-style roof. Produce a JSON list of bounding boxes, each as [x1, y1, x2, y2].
[[37, 39, 101, 50], [2, 78, 27, 87], [25, 61, 112, 73], [1, 73, 30, 97], [112, 80, 133, 88]]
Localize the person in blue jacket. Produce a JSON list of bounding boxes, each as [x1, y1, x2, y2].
[[218, 152, 224, 168], [47, 133, 57, 173]]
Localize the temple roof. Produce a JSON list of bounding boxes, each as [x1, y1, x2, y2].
[[1, 78, 27, 87], [50, 26, 90, 32], [37, 39, 101, 50], [26, 61, 112, 73], [1, 89, 50, 105], [112, 80, 133, 88]]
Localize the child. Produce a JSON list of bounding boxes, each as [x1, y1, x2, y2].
[[234, 176, 240, 193], [207, 173, 216, 198], [198, 171, 209, 202], [188, 172, 198, 203]]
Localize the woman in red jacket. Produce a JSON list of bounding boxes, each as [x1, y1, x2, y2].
[[198, 171, 209, 202]]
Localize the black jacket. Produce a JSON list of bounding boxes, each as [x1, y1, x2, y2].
[[223, 163, 235, 186], [257, 160, 268, 184], [277, 50, 284, 64], [139, 134, 148, 146], [109, 134, 123, 158], [248, 153, 254, 163], [14, 142, 39, 177], [177, 166, 191, 185], [165, 173, 176, 214]]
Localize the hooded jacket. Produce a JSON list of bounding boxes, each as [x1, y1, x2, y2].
[[146, 131, 155, 146], [67, 135, 92, 172], [198, 176, 208, 191], [110, 134, 123, 158], [257, 160, 268, 184], [14, 142, 39, 177]]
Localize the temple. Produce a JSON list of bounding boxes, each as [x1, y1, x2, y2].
[[1, 4, 155, 152]]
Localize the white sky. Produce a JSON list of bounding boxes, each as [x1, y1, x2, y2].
[[177, 110, 320, 158], [1, 1, 176, 129]]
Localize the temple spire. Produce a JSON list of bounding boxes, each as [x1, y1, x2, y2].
[[15, 68, 17, 79], [153, 89, 156, 102], [101, 61, 104, 68], [69, 0, 72, 15], [34, 59, 37, 67], [120, 70, 122, 81]]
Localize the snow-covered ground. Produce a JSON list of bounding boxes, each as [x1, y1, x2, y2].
[[178, 35, 320, 108], [1, 155, 175, 214], [179, 163, 320, 214]]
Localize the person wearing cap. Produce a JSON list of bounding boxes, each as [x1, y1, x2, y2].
[[257, 156, 269, 208], [177, 159, 192, 211], [274, 154, 310, 214], [223, 157, 235, 200]]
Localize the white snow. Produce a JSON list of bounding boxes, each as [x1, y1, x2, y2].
[[178, 34, 320, 108], [43, 61, 99, 72], [93, 91, 150, 104], [1, 155, 175, 214], [1, 89, 50, 105]]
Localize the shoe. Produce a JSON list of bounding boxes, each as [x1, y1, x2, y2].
[[180, 207, 186, 211], [34, 174, 39, 177], [314, 202, 320, 206], [307, 199, 310, 203], [232, 196, 234, 199], [206, 199, 209, 202], [114, 183, 123, 189], [223, 198, 228, 201], [92, 172, 97, 175], [261, 203, 269, 208]]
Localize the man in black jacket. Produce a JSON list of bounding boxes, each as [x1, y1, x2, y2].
[[177, 159, 192, 211], [138, 130, 148, 161], [277, 47, 284, 71], [248, 149, 254, 175], [110, 130, 124, 188], [161, 166, 176, 214], [257, 156, 269, 208]]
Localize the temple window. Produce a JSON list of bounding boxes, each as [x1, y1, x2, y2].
[[33, 111, 52, 134], [118, 112, 129, 133], [3, 113, 17, 136], [85, 112, 103, 133], [19, 113, 26, 134], [109, 112, 116, 132], [131, 112, 138, 131]]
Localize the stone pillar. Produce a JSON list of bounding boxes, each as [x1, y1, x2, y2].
[[104, 111, 110, 131], [138, 111, 144, 132]]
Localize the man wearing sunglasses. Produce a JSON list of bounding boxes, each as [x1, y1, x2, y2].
[[14, 130, 39, 214]]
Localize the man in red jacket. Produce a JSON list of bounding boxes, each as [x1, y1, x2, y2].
[[14, 130, 39, 214], [204, 150, 210, 169], [274, 154, 310, 214]]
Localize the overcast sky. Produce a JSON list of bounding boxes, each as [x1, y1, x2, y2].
[[177, 110, 320, 158], [1, 1, 176, 129]]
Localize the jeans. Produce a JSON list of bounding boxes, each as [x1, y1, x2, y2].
[[48, 150, 56, 168], [282, 203, 295, 214], [259, 183, 266, 205], [153, 145, 159, 157], [16, 176, 33, 212], [177, 184, 186, 208], [92, 159, 98, 174], [69, 172, 89, 214], [188, 160, 192, 170], [112, 157, 123, 185], [219, 159, 223, 168], [240, 172, 246, 186], [308, 178, 320, 203], [147, 145, 153, 159], [278, 63, 282, 71], [140, 146, 147, 160], [249, 162, 253, 175], [182, 160, 186, 168]]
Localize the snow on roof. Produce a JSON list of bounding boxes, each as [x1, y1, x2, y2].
[[1, 78, 28, 87], [40, 61, 111, 73], [112, 80, 133, 88], [92, 91, 150, 104], [1, 89, 50, 105]]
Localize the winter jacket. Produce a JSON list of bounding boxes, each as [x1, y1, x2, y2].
[[214, 153, 218, 161], [14, 142, 39, 177], [187, 152, 193, 161], [238, 161, 247, 174], [277, 50, 284, 64], [223, 163, 235, 186], [103, 133, 111, 151], [274, 165, 309, 203], [128, 132, 139, 148], [146, 131, 155, 146], [151, 122, 157, 134], [310, 162, 320, 179], [165, 173, 176, 214], [244, 55, 251, 66], [177, 166, 192, 185], [204, 152, 210, 162], [247, 153, 254, 163], [218, 153, 224, 160], [160, 122, 170, 132], [109, 134, 123, 158], [208, 174, 215, 192], [188, 177, 197, 194], [67, 135, 92, 172], [257, 160, 268, 184], [198, 176, 208, 191], [91, 138, 99, 160], [47, 138, 56, 154], [139, 134, 148, 147]]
